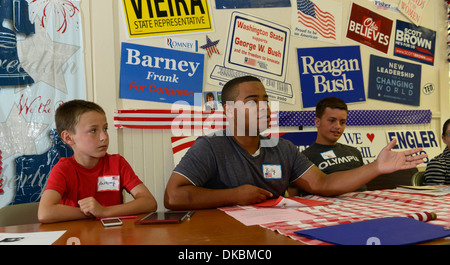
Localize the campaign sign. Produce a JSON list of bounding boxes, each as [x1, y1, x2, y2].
[[225, 12, 290, 81], [215, 0, 291, 9], [398, 0, 429, 26], [121, 0, 214, 38], [297, 46, 365, 108], [338, 130, 387, 164], [209, 11, 294, 105], [119, 42, 204, 106], [346, 3, 393, 54], [386, 130, 442, 166], [368, 55, 421, 106], [394, 20, 436, 66], [279, 131, 317, 152]]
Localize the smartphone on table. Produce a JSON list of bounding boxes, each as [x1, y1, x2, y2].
[[101, 217, 123, 227]]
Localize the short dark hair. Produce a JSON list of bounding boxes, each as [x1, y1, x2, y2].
[[221, 76, 261, 106], [315, 97, 348, 118], [55, 100, 105, 136], [443, 118, 450, 136]]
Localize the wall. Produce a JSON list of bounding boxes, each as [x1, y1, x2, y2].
[[82, 0, 450, 210]]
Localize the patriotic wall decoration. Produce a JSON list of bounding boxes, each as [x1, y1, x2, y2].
[[114, 109, 431, 130], [0, 0, 85, 208], [13, 130, 73, 205], [279, 109, 432, 127], [292, 0, 343, 44], [200, 35, 220, 58], [171, 136, 199, 166], [114, 109, 278, 130]]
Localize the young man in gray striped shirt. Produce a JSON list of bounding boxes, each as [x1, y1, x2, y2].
[[424, 119, 450, 185]]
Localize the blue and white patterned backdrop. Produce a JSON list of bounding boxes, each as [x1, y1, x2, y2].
[[278, 110, 432, 127]]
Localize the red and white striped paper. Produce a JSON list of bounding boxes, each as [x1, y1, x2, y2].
[[114, 109, 278, 130]]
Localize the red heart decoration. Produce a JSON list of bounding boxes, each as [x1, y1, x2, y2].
[[367, 133, 375, 143]]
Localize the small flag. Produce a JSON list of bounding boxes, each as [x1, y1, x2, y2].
[[244, 57, 257, 66], [297, 0, 336, 40]]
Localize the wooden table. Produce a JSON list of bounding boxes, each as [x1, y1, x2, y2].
[[0, 209, 302, 245]]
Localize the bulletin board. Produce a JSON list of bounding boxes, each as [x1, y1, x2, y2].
[[116, 0, 446, 119]]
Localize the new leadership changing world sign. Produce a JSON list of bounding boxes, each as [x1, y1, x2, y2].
[[297, 45, 365, 108], [368, 55, 421, 106], [119, 42, 204, 106]]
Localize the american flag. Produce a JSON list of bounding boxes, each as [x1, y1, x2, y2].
[[244, 57, 257, 66], [114, 109, 228, 130], [297, 0, 336, 40]]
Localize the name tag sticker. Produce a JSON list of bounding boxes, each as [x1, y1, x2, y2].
[[97, 176, 120, 192], [263, 164, 282, 179], [321, 150, 337, 160]]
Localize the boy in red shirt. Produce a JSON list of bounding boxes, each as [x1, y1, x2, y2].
[[38, 100, 157, 223]]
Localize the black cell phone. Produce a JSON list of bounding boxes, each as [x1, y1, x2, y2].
[[135, 211, 194, 224]]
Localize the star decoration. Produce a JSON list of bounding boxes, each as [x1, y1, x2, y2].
[[200, 35, 220, 58], [0, 104, 48, 159], [16, 24, 80, 94]]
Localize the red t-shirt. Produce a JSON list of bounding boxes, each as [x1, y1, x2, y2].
[[45, 154, 142, 207]]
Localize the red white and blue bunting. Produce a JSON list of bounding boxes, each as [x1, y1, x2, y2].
[[114, 109, 431, 129]]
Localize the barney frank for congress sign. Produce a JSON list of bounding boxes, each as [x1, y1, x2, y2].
[[119, 42, 204, 105]]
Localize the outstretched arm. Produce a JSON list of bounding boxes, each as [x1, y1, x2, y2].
[[164, 172, 273, 210], [294, 139, 427, 197], [374, 139, 426, 173]]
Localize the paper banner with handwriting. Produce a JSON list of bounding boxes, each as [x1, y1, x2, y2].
[[398, 0, 429, 26]]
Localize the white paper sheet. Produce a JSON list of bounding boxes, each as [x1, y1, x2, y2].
[[224, 208, 315, 226], [0, 231, 66, 245]]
